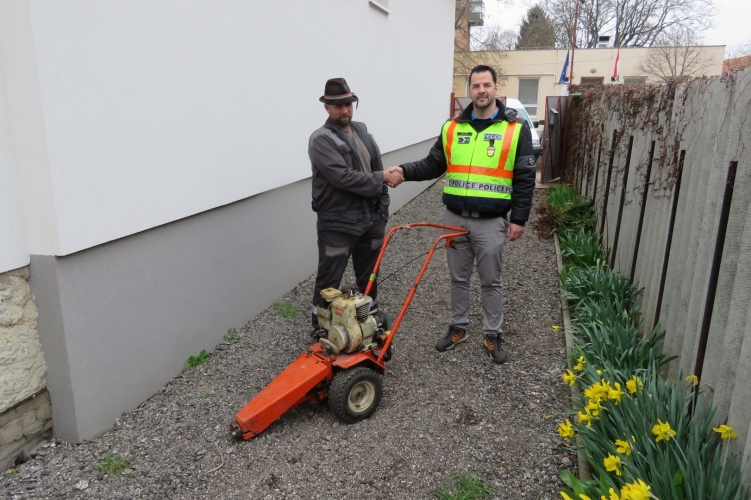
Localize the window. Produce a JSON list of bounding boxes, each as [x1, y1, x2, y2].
[[623, 76, 647, 86], [580, 77, 604, 86], [369, 0, 390, 13], [518, 78, 539, 117]]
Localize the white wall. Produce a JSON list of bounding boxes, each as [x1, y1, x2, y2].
[[0, 0, 455, 258], [0, 44, 28, 271]]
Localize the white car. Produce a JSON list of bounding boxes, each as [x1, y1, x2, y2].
[[504, 97, 542, 160]]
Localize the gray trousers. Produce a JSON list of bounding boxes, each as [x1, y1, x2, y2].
[[444, 209, 508, 338]]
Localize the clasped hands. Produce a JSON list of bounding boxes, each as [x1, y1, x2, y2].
[[382, 166, 404, 188]]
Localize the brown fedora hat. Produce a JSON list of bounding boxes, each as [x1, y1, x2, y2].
[[319, 78, 359, 104]]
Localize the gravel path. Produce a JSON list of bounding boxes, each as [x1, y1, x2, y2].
[[3, 182, 576, 499]]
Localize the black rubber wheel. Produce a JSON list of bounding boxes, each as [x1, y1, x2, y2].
[[328, 367, 383, 423]]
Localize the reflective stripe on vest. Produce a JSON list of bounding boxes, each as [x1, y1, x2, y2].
[[441, 119, 522, 200]]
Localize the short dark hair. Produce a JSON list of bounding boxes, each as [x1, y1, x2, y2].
[[469, 65, 497, 84]]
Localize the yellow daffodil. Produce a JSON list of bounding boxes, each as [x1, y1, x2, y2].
[[713, 424, 738, 439], [579, 495, 593, 500], [577, 410, 591, 426], [563, 369, 577, 387], [574, 356, 586, 371], [585, 400, 601, 417], [553, 325, 561, 332], [596, 369, 603, 375], [608, 382, 624, 404], [558, 419, 575, 440], [626, 375, 643, 394], [600, 487, 620, 500], [560, 493, 574, 500], [620, 479, 651, 500], [615, 438, 632, 456], [652, 419, 677, 442], [603, 453, 622, 476], [584, 381, 609, 404], [685, 374, 699, 386]]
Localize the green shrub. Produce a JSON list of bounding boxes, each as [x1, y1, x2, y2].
[[273, 301, 297, 318], [434, 472, 492, 500], [98, 452, 134, 475], [546, 185, 580, 207], [187, 349, 208, 368], [559, 228, 609, 268], [561, 262, 640, 316]]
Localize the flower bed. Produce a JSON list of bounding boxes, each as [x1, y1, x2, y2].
[[544, 187, 748, 500]]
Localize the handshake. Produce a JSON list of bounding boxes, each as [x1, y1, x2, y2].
[[382, 166, 405, 188]]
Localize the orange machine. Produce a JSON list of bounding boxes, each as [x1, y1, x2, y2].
[[232, 223, 470, 440]]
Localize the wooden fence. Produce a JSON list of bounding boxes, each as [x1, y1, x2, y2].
[[565, 68, 751, 484]]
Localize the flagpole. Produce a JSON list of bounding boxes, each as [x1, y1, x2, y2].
[[569, 0, 581, 86]]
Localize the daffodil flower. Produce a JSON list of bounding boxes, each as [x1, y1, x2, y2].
[[608, 382, 624, 404], [713, 424, 737, 439], [552, 325, 561, 332], [562, 369, 577, 387], [620, 479, 651, 500], [558, 419, 575, 440], [574, 356, 586, 372], [603, 453, 622, 476], [652, 419, 677, 442], [626, 375, 643, 394], [600, 488, 619, 500], [685, 374, 699, 386], [585, 400, 601, 417], [577, 410, 591, 426], [615, 438, 632, 456]]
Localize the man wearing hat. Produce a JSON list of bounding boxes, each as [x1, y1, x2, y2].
[[308, 78, 403, 336]]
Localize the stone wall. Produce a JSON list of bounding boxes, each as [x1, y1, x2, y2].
[[0, 267, 50, 469]]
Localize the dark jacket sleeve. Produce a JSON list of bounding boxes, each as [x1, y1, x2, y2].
[[308, 130, 384, 198], [399, 136, 447, 182], [370, 134, 390, 218], [509, 123, 536, 226]]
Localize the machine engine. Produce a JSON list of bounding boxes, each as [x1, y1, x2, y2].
[[316, 287, 386, 354]]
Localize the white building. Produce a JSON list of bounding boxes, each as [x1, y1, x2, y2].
[[0, 0, 454, 442]]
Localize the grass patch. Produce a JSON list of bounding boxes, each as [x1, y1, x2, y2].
[[273, 301, 297, 318], [98, 452, 134, 475], [9, 468, 17, 477], [186, 349, 208, 368], [224, 327, 240, 341], [434, 472, 492, 500]]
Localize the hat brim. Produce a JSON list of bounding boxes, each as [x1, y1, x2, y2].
[[319, 95, 359, 104]]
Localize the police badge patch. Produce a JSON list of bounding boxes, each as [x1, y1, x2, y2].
[[487, 146, 495, 156]]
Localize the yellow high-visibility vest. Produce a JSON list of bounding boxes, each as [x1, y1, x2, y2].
[[442, 119, 522, 200]]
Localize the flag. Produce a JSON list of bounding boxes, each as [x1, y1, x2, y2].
[[611, 47, 620, 82], [559, 51, 570, 84]]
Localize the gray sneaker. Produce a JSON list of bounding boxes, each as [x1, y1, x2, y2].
[[436, 326, 469, 352], [484, 334, 507, 364]]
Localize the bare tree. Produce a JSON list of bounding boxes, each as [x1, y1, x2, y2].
[[637, 27, 714, 82], [480, 26, 518, 51], [726, 40, 751, 60], [453, 0, 510, 79], [542, 0, 713, 49]]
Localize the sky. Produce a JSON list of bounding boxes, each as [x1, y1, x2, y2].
[[482, 0, 751, 49]]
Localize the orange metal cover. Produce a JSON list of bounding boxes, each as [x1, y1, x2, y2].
[[235, 352, 332, 438]]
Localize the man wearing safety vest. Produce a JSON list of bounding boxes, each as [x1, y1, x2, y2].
[[387, 65, 536, 364]]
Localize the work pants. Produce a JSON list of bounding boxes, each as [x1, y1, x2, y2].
[[443, 209, 508, 338], [312, 217, 386, 326]]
